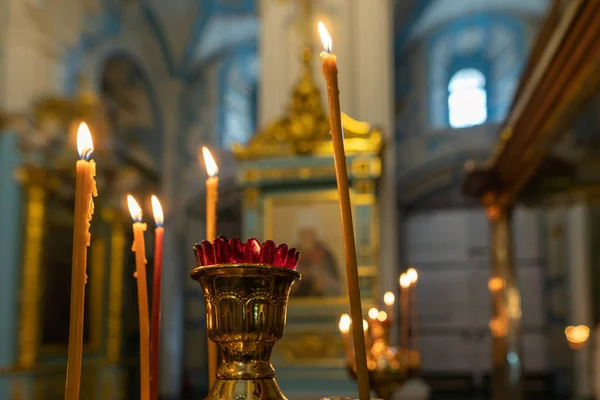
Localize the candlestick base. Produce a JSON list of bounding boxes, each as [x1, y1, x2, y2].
[[208, 378, 286, 400], [191, 263, 300, 400]]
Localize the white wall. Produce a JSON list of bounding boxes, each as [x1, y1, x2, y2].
[[404, 208, 548, 375]]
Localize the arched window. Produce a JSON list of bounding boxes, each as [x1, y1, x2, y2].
[[447, 68, 487, 128]]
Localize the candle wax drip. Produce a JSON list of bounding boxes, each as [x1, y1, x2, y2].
[[85, 160, 98, 247], [131, 223, 148, 264]]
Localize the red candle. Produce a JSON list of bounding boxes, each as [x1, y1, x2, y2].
[[150, 195, 164, 400]]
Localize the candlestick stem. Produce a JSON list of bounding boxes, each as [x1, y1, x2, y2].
[[206, 176, 218, 388], [65, 160, 94, 400], [133, 223, 151, 400], [322, 54, 370, 400], [151, 226, 164, 400]]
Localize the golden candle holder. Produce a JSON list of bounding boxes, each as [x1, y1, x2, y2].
[[341, 313, 421, 400], [192, 238, 301, 400]]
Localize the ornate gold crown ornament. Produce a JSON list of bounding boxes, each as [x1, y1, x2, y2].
[[232, 48, 383, 160]]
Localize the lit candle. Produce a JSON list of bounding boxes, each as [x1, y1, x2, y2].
[[368, 307, 379, 320], [201, 147, 218, 241], [200, 146, 218, 387], [65, 122, 97, 400], [383, 291, 395, 318], [127, 195, 150, 400], [150, 195, 164, 400], [407, 268, 419, 351], [318, 21, 369, 400], [399, 273, 410, 349], [338, 314, 352, 364]]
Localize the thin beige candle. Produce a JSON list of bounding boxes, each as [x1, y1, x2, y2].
[[399, 273, 410, 349], [318, 21, 370, 400], [65, 122, 97, 400], [407, 268, 419, 351], [201, 146, 219, 388], [127, 195, 150, 400]]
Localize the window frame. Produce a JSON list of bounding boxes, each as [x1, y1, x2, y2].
[[445, 57, 491, 128]]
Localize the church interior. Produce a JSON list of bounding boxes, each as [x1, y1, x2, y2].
[[2, 0, 600, 399]]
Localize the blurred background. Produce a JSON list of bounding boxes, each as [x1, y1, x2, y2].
[[1, 0, 599, 399]]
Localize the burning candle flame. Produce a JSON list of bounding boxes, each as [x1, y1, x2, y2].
[[76, 122, 94, 160], [318, 21, 332, 53], [339, 313, 351, 334], [201, 146, 219, 177], [406, 268, 418, 284], [127, 195, 143, 222], [151, 195, 164, 226], [368, 308, 379, 320], [362, 319, 368, 332], [565, 325, 590, 349], [377, 311, 388, 322], [383, 291, 395, 306], [399, 273, 411, 289]]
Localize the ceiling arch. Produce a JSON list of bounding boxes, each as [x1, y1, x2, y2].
[[408, 0, 550, 43]]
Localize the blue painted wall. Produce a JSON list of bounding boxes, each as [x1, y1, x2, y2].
[[0, 133, 23, 397]]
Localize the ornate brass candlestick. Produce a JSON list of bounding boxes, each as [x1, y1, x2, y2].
[[192, 237, 300, 400], [341, 312, 421, 400]]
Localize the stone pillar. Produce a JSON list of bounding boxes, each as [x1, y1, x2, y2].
[[566, 200, 593, 397], [0, 131, 22, 399], [258, 0, 397, 295], [488, 207, 523, 400], [158, 81, 186, 399]]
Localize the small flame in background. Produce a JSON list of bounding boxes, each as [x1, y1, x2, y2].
[[318, 21, 332, 53], [383, 291, 395, 306], [368, 308, 379, 320], [377, 311, 388, 322], [339, 314, 351, 334], [201, 146, 219, 177], [399, 273, 411, 289], [151, 195, 164, 226], [127, 195, 143, 222], [565, 325, 590, 350], [76, 122, 94, 160], [406, 268, 418, 284]]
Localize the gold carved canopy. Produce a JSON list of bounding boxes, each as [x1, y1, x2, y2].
[[232, 48, 383, 160]]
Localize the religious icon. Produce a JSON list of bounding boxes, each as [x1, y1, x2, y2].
[[292, 224, 341, 297], [266, 191, 346, 299]]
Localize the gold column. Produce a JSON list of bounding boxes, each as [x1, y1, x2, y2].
[[104, 209, 126, 363], [17, 168, 46, 367], [487, 205, 523, 400]]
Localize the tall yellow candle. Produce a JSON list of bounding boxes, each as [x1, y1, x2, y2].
[[127, 195, 150, 400], [318, 21, 370, 400], [65, 122, 97, 400], [200, 146, 219, 387], [399, 273, 410, 350], [406, 268, 419, 351]]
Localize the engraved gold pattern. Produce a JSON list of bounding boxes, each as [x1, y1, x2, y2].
[[191, 264, 300, 400], [232, 48, 383, 159], [18, 176, 46, 367]]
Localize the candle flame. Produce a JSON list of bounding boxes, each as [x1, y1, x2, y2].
[[383, 291, 395, 306], [151, 195, 164, 226], [338, 313, 351, 334], [318, 21, 332, 53], [377, 311, 388, 322], [362, 319, 369, 332], [565, 325, 590, 348], [76, 122, 94, 160], [407, 268, 418, 284], [399, 273, 411, 289], [201, 146, 219, 177], [368, 308, 379, 320], [127, 195, 143, 222]]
